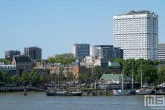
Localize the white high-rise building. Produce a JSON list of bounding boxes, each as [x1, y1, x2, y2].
[[113, 10, 158, 60]]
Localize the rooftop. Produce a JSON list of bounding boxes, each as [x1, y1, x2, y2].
[[5, 50, 20, 52], [93, 45, 113, 48], [0, 64, 16, 69], [14, 55, 32, 63], [108, 61, 121, 67], [118, 10, 155, 16], [100, 74, 131, 81], [24, 46, 41, 49]]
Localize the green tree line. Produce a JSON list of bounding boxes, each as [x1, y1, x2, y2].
[[110, 58, 165, 84]]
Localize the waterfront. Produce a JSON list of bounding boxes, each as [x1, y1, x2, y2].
[[0, 92, 152, 110]]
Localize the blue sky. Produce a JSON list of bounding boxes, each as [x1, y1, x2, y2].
[[0, 0, 164, 59]]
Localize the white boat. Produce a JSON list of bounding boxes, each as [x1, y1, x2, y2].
[[136, 89, 153, 95], [113, 73, 135, 96], [113, 89, 133, 96], [113, 65, 136, 96], [135, 70, 154, 95]]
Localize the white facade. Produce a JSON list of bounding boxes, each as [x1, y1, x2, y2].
[[80, 56, 108, 68], [113, 11, 158, 60], [90, 47, 109, 59], [158, 44, 165, 61]]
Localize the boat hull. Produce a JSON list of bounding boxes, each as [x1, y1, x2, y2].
[[113, 90, 134, 96], [136, 90, 154, 95], [46, 92, 83, 96]]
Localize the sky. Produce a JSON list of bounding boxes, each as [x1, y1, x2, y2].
[[0, 0, 164, 59]]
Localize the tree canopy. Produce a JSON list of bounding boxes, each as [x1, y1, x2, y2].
[[47, 53, 76, 64], [0, 58, 10, 64], [158, 67, 165, 84], [111, 58, 159, 84]]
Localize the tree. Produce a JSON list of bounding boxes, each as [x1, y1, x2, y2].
[[0, 59, 10, 64], [123, 59, 135, 77], [111, 58, 125, 67], [47, 53, 76, 64], [47, 57, 56, 63], [0, 71, 2, 81], [66, 72, 74, 81], [29, 69, 37, 85], [158, 67, 165, 84], [48, 73, 55, 82], [77, 73, 85, 83], [1, 71, 10, 83], [58, 68, 66, 81], [104, 67, 110, 74], [11, 74, 20, 84], [20, 71, 29, 83], [136, 64, 157, 84], [77, 68, 91, 83], [92, 66, 102, 81]]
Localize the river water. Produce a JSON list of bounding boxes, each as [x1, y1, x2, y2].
[[0, 92, 152, 110]]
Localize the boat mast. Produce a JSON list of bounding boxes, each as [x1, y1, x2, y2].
[[58, 65, 60, 90], [121, 71, 124, 90], [132, 62, 134, 90], [122, 73, 124, 90], [141, 64, 143, 90]]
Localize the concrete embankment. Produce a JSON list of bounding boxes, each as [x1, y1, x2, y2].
[[0, 87, 45, 93]]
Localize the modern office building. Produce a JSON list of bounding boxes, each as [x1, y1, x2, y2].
[[90, 45, 123, 59], [90, 45, 114, 59], [5, 50, 21, 61], [113, 47, 123, 58], [72, 43, 90, 61], [158, 43, 165, 61], [24, 46, 42, 61], [113, 10, 158, 60]]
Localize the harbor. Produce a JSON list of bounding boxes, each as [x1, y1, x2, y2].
[[1, 85, 165, 96]]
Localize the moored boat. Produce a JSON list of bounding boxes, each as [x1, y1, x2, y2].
[[46, 90, 83, 96], [135, 89, 154, 95], [113, 89, 135, 96], [113, 72, 136, 96], [135, 69, 154, 95]]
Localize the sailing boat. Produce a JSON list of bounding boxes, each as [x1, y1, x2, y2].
[[46, 65, 82, 96], [129, 66, 136, 95], [113, 73, 132, 96], [135, 69, 153, 95]]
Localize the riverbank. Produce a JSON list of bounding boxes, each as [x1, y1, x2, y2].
[[0, 87, 113, 96], [0, 87, 45, 93]]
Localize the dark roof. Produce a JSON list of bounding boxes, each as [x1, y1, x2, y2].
[[117, 10, 155, 16], [93, 45, 113, 48], [14, 55, 32, 63]]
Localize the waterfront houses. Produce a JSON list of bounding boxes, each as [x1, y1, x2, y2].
[[0, 62, 16, 75]]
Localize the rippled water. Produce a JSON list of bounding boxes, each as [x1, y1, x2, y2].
[[0, 92, 152, 110]]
